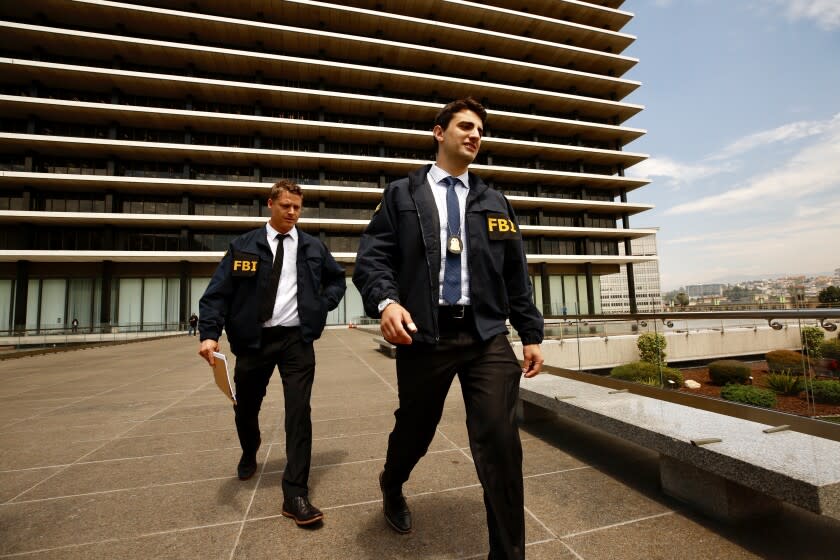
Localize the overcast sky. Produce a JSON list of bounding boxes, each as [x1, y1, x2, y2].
[[621, 0, 840, 290]]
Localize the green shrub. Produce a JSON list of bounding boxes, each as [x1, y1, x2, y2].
[[765, 371, 804, 395], [720, 384, 777, 408], [811, 380, 840, 404], [609, 361, 684, 388], [637, 332, 667, 365], [821, 339, 840, 360], [801, 326, 825, 359], [708, 360, 751, 385], [765, 349, 807, 375]]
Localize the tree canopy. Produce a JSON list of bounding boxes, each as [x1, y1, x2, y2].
[[818, 286, 840, 304]]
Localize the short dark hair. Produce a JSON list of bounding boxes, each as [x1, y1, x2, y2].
[[432, 97, 487, 153], [269, 179, 303, 200]]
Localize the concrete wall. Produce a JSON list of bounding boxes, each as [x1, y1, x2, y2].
[[513, 325, 806, 371]]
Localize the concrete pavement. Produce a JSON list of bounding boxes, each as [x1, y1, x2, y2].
[[1, 329, 839, 559]]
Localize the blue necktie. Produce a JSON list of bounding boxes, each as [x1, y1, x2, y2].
[[441, 176, 462, 305]]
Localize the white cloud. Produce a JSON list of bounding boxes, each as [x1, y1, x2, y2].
[[626, 156, 732, 188], [711, 112, 840, 160], [664, 122, 840, 215], [659, 216, 840, 289], [778, 0, 840, 30]]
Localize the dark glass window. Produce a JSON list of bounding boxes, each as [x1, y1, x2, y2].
[[322, 173, 379, 188], [38, 158, 108, 175], [192, 164, 255, 182], [194, 197, 259, 217], [542, 213, 577, 227], [121, 196, 181, 215], [0, 190, 24, 210], [41, 192, 106, 213], [191, 232, 239, 251], [323, 235, 360, 252], [116, 230, 181, 251], [119, 160, 181, 178], [118, 126, 183, 143], [262, 169, 319, 184], [36, 228, 106, 250], [0, 155, 25, 172], [0, 226, 26, 249], [0, 117, 28, 133], [541, 239, 577, 254]]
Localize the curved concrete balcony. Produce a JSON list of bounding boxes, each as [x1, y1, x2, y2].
[[0, 58, 644, 126], [0, 133, 650, 191], [0, 173, 653, 216], [0, 249, 655, 266], [322, 0, 634, 42], [0, 211, 654, 241], [7, 0, 638, 78], [0, 96, 647, 167], [0, 21, 639, 104]]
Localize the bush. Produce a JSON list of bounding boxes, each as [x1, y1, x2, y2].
[[637, 332, 667, 365], [609, 361, 684, 388], [708, 360, 751, 385], [811, 380, 840, 404], [801, 326, 825, 359], [765, 349, 807, 375], [765, 371, 804, 395], [821, 339, 840, 360], [721, 384, 777, 408]]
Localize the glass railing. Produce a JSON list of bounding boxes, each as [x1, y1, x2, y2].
[[512, 308, 840, 425], [0, 323, 187, 355]]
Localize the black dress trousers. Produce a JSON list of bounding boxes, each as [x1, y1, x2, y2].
[[383, 313, 525, 560], [233, 326, 316, 498]]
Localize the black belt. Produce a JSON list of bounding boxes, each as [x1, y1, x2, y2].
[[261, 324, 299, 341], [438, 305, 471, 320]]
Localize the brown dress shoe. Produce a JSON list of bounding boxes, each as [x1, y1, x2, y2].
[[379, 471, 412, 533], [282, 496, 324, 526]]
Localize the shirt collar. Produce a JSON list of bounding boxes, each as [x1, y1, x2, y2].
[[429, 164, 469, 189], [266, 222, 297, 242]]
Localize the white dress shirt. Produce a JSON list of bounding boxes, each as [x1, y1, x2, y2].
[[263, 222, 300, 327], [427, 164, 471, 306]]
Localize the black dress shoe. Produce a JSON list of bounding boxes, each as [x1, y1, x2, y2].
[[237, 452, 257, 481], [282, 496, 324, 526], [379, 470, 412, 534]]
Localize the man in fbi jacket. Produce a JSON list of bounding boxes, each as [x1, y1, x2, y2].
[[199, 179, 345, 526], [353, 98, 544, 559]]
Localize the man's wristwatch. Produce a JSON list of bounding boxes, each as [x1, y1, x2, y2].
[[377, 298, 397, 313]]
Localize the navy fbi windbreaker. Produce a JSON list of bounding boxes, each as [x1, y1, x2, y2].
[[199, 226, 346, 354], [353, 164, 544, 346]]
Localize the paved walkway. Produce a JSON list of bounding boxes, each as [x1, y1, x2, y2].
[[1, 329, 839, 559]]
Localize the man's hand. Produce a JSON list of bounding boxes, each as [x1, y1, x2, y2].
[[521, 344, 543, 378], [199, 339, 220, 366], [380, 302, 417, 345]]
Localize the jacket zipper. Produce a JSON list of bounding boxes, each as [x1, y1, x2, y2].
[[411, 189, 439, 342]]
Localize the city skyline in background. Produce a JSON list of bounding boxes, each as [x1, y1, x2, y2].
[[623, 0, 840, 291]]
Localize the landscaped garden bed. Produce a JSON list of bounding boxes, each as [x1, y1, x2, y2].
[[678, 361, 840, 418]]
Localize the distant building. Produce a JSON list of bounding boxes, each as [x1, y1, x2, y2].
[[685, 284, 725, 299], [600, 233, 662, 313]]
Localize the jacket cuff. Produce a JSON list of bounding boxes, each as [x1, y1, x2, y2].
[[520, 333, 543, 346]]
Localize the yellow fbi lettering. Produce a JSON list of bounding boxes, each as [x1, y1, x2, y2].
[[232, 260, 258, 272], [487, 216, 517, 232], [487, 214, 519, 240]]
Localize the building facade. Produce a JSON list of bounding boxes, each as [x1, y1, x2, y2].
[[0, 0, 653, 333], [599, 233, 661, 314]]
